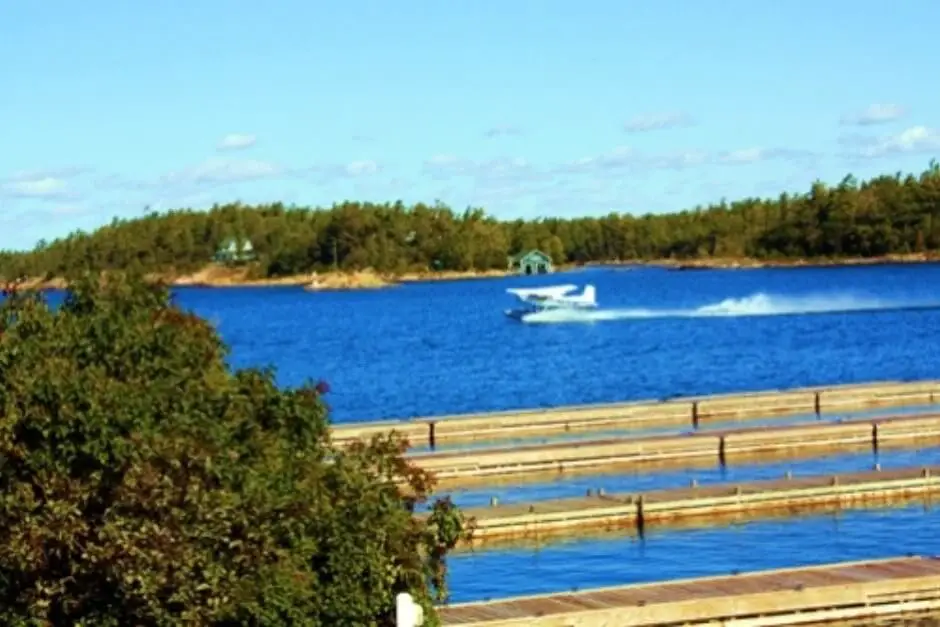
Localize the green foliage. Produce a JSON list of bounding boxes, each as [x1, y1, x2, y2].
[[0, 272, 472, 625], [2, 162, 939, 281]]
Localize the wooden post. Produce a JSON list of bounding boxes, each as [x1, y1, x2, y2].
[[636, 495, 645, 532], [814, 391, 821, 418], [692, 401, 700, 429], [428, 421, 437, 450], [872, 423, 879, 454], [718, 436, 727, 467]]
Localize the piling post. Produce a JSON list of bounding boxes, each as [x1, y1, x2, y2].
[[814, 391, 821, 418], [872, 423, 879, 454], [692, 401, 700, 429], [718, 436, 727, 467], [636, 495, 645, 533], [428, 421, 437, 450]]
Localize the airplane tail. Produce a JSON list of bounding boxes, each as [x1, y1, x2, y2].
[[582, 284, 596, 305]]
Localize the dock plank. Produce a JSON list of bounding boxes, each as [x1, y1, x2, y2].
[[408, 412, 940, 489], [438, 557, 940, 625], [332, 379, 940, 449], [448, 465, 940, 546]]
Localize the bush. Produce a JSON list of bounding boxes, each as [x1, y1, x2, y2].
[[0, 272, 470, 626]]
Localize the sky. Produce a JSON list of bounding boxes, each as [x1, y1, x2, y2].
[[2, 0, 939, 251]]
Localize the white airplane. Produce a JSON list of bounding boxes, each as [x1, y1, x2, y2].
[[505, 283, 597, 320]]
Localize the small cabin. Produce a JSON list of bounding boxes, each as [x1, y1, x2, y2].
[[508, 249, 553, 275], [214, 237, 257, 265]]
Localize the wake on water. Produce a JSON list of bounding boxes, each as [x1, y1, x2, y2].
[[519, 292, 940, 324]]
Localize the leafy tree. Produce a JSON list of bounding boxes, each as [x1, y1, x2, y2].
[[2, 161, 940, 282], [0, 272, 471, 626]]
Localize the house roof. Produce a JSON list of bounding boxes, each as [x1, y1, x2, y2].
[[510, 249, 552, 263]]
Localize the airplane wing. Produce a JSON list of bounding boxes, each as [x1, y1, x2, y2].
[[506, 284, 578, 301]]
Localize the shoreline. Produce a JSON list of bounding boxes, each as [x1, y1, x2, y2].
[[603, 252, 940, 271], [8, 253, 940, 291]]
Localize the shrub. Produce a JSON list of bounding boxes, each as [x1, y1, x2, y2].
[[0, 272, 470, 626]]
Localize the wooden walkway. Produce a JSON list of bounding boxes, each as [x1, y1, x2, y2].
[[447, 465, 940, 546], [438, 556, 940, 626], [332, 379, 940, 449], [407, 412, 940, 488]]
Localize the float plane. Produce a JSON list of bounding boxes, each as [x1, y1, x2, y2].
[[504, 284, 597, 321]]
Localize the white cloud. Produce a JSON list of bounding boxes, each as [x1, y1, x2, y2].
[[163, 157, 282, 185], [0, 166, 89, 201], [2, 176, 69, 199], [49, 204, 86, 216], [422, 156, 546, 194], [840, 104, 905, 126], [7, 166, 88, 182], [345, 160, 379, 176], [483, 125, 523, 139], [716, 147, 815, 165], [555, 146, 638, 174], [554, 145, 810, 175], [720, 148, 766, 164], [217, 133, 258, 151], [842, 125, 940, 158], [623, 111, 694, 133]]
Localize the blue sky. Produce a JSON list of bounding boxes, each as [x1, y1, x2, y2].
[[2, 0, 939, 251]]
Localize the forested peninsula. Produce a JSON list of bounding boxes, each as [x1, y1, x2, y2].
[[3, 161, 940, 289]]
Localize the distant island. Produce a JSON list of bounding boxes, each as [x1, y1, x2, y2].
[[3, 161, 939, 289]]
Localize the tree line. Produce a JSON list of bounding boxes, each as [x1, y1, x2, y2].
[[3, 160, 940, 281]]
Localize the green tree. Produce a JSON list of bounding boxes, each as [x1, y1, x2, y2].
[[2, 160, 940, 281], [0, 272, 471, 626]]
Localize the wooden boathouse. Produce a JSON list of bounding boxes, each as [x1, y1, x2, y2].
[[508, 250, 553, 275]]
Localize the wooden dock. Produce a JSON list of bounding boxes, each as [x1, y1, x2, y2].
[[409, 412, 940, 489], [446, 465, 940, 546], [332, 379, 940, 449], [438, 556, 940, 626]]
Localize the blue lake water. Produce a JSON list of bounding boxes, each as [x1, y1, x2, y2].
[[27, 262, 940, 602], [174, 262, 940, 423], [444, 505, 940, 603], [442, 445, 940, 509]]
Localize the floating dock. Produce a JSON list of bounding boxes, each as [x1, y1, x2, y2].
[[409, 412, 940, 488], [438, 556, 940, 626], [332, 379, 940, 449], [447, 465, 940, 546]]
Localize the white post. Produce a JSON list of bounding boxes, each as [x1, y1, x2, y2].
[[395, 592, 424, 627]]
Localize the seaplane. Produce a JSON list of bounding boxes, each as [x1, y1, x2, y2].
[[504, 283, 597, 321]]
